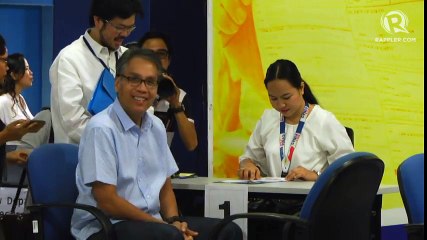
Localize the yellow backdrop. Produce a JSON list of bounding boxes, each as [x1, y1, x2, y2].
[[211, 0, 424, 209]]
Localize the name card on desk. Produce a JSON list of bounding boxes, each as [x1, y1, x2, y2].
[[205, 184, 248, 240]]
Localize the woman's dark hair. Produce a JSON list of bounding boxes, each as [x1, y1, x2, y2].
[[0, 34, 6, 55], [264, 59, 319, 104], [1, 53, 26, 117], [89, 0, 144, 26], [137, 31, 173, 58]]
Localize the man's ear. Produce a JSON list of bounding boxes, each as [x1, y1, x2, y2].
[[93, 16, 104, 29]]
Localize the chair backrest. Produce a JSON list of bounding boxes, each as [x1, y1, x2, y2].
[[27, 143, 79, 240], [300, 152, 384, 240], [397, 153, 424, 224], [345, 126, 354, 146]]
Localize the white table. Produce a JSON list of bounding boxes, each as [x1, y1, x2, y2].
[[172, 177, 398, 194], [172, 177, 399, 240]]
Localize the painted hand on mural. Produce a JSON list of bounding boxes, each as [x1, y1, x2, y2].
[[215, 0, 252, 45], [214, 0, 267, 177]]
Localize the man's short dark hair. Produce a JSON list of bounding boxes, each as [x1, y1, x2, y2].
[[0, 34, 6, 55], [116, 48, 163, 76], [138, 31, 174, 57], [89, 0, 144, 26]]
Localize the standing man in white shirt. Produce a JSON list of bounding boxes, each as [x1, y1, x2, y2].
[[49, 0, 143, 144]]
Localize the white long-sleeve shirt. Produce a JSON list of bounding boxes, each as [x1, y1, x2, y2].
[[49, 30, 126, 144], [239, 105, 354, 177], [0, 93, 34, 124], [0, 93, 34, 146]]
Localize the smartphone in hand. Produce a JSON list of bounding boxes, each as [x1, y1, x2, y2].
[[28, 120, 46, 132]]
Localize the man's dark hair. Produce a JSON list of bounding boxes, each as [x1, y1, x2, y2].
[[89, 0, 144, 26], [138, 31, 174, 57], [0, 34, 6, 55], [116, 48, 162, 76]]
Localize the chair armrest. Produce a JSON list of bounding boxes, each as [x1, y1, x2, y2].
[[208, 212, 308, 240], [27, 202, 114, 240]]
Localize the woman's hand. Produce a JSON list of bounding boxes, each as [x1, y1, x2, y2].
[[285, 166, 319, 181], [171, 221, 198, 240], [238, 159, 261, 180], [2, 120, 31, 142], [6, 149, 30, 165]]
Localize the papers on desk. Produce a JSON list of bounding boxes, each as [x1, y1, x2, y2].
[[215, 177, 287, 184], [178, 173, 197, 178], [172, 172, 197, 179]]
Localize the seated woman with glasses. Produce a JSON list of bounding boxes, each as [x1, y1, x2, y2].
[[137, 31, 198, 152]]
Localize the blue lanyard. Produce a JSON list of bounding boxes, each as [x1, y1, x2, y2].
[[83, 36, 118, 70], [280, 102, 310, 174]]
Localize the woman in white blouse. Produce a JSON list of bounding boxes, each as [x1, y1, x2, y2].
[[0, 53, 35, 148], [0, 53, 34, 123], [239, 59, 354, 181], [0, 53, 51, 153]]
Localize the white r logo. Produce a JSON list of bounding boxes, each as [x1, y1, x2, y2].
[[381, 10, 409, 34]]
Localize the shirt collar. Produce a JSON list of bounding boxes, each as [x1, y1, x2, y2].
[[112, 98, 153, 132], [83, 29, 123, 56]]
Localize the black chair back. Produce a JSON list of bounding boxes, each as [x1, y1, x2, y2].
[[208, 152, 385, 240], [304, 154, 384, 240]]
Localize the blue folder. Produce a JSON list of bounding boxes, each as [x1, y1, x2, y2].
[[88, 69, 116, 115]]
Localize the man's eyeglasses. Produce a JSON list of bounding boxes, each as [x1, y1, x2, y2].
[[0, 57, 7, 64], [104, 19, 136, 34], [154, 49, 169, 60], [118, 74, 158, 88]]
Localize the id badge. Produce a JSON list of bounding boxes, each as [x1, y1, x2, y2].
[[282, 157, 290, 173]]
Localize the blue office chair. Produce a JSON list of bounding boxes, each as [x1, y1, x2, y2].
[[26, 143, 113, 240], [208, 152, 385, 240], [397, 153, 424, 240]]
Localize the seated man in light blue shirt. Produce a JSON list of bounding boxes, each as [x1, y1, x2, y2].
[[71, 48, 242, 240]]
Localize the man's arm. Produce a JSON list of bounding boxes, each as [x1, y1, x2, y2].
[[159, 178, 199, 239], [159, 177, 180, 219], [92, 181, 164, 223], [162, 74, 198, 151], [172, 110, 198, 151], [51, 55, 92, 143], [169, 93, 198, 151]]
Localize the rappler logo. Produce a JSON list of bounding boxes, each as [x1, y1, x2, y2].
[[381, 10, 409, 34]]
